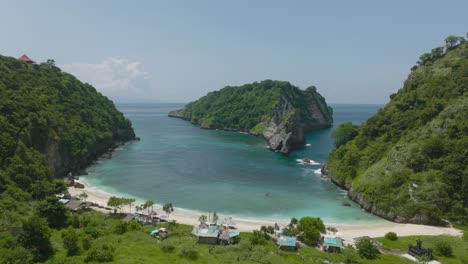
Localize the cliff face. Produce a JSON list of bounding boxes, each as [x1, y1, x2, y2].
[[325, 41, 468, 225], [169, 80, 333, 154], [0, 55, 136, 178]]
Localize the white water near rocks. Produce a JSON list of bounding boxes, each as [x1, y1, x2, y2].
[[83, 103, 385, 223]]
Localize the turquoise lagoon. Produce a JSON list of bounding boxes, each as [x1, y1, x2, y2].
[[84, 103, 384, 223]]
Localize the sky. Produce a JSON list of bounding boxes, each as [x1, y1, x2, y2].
[[1, 1, 467, 104]]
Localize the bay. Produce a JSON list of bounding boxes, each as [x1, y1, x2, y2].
[[85, 103, 384, 223]]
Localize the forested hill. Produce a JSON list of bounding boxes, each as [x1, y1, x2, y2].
[[169, 80, 333, 154], [326, 36, 467, 225], [0, 54, 135, 178]]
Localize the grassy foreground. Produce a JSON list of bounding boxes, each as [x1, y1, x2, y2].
[[41, 211, 422, 264]]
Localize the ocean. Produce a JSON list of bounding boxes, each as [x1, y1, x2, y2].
[[83, 103, 384, 223]]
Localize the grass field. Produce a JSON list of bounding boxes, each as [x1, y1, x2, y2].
[[42, 211, 425, 264]]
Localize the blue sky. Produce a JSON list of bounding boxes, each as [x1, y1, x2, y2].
[[1, 0, 466, 103]]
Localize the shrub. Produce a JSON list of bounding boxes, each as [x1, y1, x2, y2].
[[179, 247, 199, 260], [251, 230, 267, 245], [62, 227, 80, 256], [356, 238, 379, 259], [160, 242, 175, 253], [113, 221, 127, 235], [435, 240, 452, 257], [384, 232, 398, 241], [85, 244, 114, 263], [82, 235, 92, 250], [342, 245, 360, 264], [128, 220, 141, 231]]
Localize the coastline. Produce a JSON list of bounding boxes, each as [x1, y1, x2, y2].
[[68, 178, 463, 244]]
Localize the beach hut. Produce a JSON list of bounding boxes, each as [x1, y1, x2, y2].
[[277, 236, 298, 251], [197, 228, 220, 245], [320, 236, 344, 253]]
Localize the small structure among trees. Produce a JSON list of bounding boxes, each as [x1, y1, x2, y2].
[[17, 54, 35, 63], [408, 239, 433, 260]]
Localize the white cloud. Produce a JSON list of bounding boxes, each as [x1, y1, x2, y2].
[[60, 57, 150, 101]]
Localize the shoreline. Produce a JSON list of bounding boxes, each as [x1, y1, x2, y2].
[[68, 178, 463, 244]]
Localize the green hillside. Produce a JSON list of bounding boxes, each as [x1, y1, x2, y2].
[[326, 37, 467, 225], [0, 55, 135, 236], [173, 80, 332, 132]]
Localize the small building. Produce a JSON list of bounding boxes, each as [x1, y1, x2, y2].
[[122, 214, 135, 223], [277, 236, 298, 251], [17, 54, 35, 63], [65, 199, 84, 211], [197, 228, 220, 245], [321, 236, 344, 253]]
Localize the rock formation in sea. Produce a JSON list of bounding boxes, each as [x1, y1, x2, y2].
[[169, 80, 333, 154]]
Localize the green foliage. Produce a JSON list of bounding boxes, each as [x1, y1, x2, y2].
[[18, 216, 53, 262], [179, 246, 199, 260], [62, 226, 80, 256], [342, 245, 360, 264], [356, 238, 379, 259], [175, 80, 332, 133], [113, 220, 128, 235], [36, 197, 69, 229], [163, 202, 174, 216], [81, 235, 92, 251], [106, 196, 135, 213], [160, 241, 175, 253], [2, 246, 34, 264], [0, 55, 135, 261], [435, 240, 453, 257], [251, 230, 268, 245], [327, 41, 468, 224], [384, 232, 398, 241], [332, 122, 359, 147], [84, 244, 114, 263], [297, 216, 325, 246]]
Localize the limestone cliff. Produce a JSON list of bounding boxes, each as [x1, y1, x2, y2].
[[169, 80, 333, 154]]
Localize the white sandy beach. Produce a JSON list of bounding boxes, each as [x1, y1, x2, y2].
[[68, 181, 463, 244]]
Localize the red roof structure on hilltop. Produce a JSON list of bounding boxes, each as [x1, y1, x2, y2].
[[18, 54, 35, 63]]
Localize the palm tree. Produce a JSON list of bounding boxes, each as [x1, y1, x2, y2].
[[163, 203, 174, 219]]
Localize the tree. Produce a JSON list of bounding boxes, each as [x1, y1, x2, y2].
[[78, 192, 88, 202], [36, 197, 69, 229], [356, 238, 379, 259], [212, 211, 219, 223], [18, 216, 53, 262], [198, 214, 207, 223], [45, 59, 55, 66], [342, 245, 360, 264], [62, 226, 80, 256], [418, 53, 432, 66], [332, 122, 359, 147], [430, 46, 444, 60], [445, 35, 461, 50], [143, 200, 155, 213], [107, 196, 125, 213], [163, 203, 174, 218]]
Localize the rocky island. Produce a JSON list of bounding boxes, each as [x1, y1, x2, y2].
[[325, 39, 467, 225], [169, 80, 333, 154]]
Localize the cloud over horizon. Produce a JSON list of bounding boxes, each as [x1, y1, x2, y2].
[[60, 57, 150, 101]]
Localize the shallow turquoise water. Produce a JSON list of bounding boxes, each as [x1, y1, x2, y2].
[[85, 103, 384, 223]]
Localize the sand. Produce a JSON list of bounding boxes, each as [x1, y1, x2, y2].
[[68, 181, 463, 244]]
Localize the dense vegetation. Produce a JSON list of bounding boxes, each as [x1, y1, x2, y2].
[[3, 210, 424, 264], [327, 36, 467, 225], [0, 55, 135, 262], [173, 80, 332, 132]]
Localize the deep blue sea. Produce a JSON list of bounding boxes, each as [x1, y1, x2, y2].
[[84, 103, 384, 223]]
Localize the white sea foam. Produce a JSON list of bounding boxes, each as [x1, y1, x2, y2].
[[305, 143, 311, 147], [313, 168, 322, 175], [296, 158, 320, 165]]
